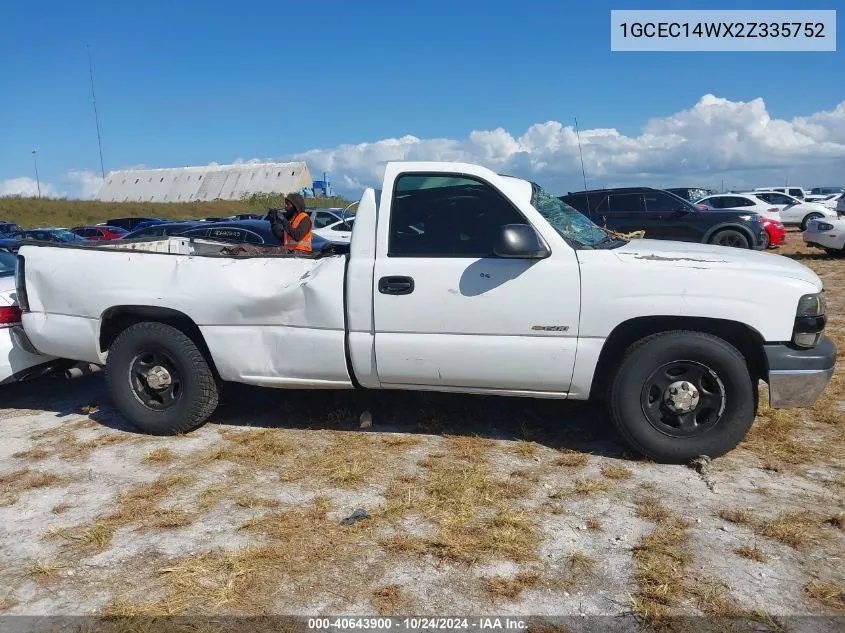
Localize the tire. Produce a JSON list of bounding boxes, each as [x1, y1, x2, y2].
[[105, 321, 219, 435], [708, 229, 750, 249], [801, 213, 823, 231], [823, 247, 845, 258], [759, 231, 770, 249], [607, 331, 756, 464]]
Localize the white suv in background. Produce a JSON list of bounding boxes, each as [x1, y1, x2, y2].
[[695, 193, 783, 221], [754, 186, 808, 200], [751, 191, 838, 228]]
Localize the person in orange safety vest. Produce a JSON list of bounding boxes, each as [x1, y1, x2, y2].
[[270, 192, 312, 253]]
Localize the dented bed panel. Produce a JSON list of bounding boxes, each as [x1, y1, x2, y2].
[[19, 243, 351, 385]]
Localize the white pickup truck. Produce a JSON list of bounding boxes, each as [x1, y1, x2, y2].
[[14, 162, 837, 463]]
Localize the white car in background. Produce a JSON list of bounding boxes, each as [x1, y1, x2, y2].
[[0, 249, 65, 385], [312, 217, 355, 244], [803, 217, 845, 256], [694, 193, 783, 221], [815, 193, 843, 210], [751, 191, 838, 228]]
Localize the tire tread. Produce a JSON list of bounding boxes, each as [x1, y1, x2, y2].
[[105, 321, 218, 435]]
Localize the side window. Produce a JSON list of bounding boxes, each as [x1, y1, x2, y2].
[[644, 192, 685, 213], [789, 189, 803, 198], [735, 197, 756, 207], [561, 193, 588, 212], [770, 193, 791, 205], [388, 174, 527, 257], [243, 230, 264, 244], [608, 193, 644, 214], [700, 197, 718, 208], [179, 228, 209, 239], [312, 213, 338, 229]]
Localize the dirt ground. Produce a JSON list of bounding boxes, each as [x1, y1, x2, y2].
[[0, 232, 843, 630]]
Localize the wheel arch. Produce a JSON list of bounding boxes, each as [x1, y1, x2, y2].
[[98, 305, 219, 377], [702, 222, 756, 247], [589, 315, 767, 400]]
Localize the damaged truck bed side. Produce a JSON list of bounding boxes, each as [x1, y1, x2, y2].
[[16, 161, 836, 463]]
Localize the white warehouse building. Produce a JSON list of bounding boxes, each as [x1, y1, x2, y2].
[[95, 161, 313, 203]]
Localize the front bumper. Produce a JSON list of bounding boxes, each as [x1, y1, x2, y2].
[[765, 336, 837, 408]]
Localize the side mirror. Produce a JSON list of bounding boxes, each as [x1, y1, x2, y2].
[[494, 224, 551, 259]]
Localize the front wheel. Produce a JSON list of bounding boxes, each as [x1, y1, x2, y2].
[[709, 230, 750, 249], [105, 321, 219, 435], [607, 331, 756, 464]]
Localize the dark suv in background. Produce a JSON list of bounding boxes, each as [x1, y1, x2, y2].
[[559, 187, 766, 249]]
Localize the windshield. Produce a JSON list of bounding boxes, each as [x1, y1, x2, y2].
[[530, 182, 621, 248], [53, 230, 87, 242], [0, 251, 15, 277]]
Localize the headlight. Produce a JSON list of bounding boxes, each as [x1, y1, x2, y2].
[[793, 291, 826, 348], [797, 292, 826, 317], [816, 222, 834, 231]]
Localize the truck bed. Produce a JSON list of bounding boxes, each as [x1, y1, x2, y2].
[[17, 237, 353, 389]]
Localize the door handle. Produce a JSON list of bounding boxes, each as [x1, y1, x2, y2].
[[378, 276, 414, 295]]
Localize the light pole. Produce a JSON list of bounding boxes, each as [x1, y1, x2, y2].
[[32, 149, 41, 198]]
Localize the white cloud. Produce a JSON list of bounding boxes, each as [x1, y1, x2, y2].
[[287, 95, 845, 194], [66, 170, 104, 198], [0, 177, 61, 198]]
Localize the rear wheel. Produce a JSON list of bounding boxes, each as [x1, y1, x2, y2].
[[607, 331, 756, 464], [105, 322, 218, 435], [709, 230, 750, 249], [801, 213, 823, 230], [759, 230, 770, 249]]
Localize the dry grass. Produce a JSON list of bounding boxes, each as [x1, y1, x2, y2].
[[635, 497, 672, 523], [805, 580, 845, 611], [51, 503, 71, 514], [43, 473, 196, 552], [25, 560, 68, 584], [735, 546, 768, 563], [0, 467, 73, 505], [555, 452, 589, 469], [600, 464, 633, 480], [198, 429, 294, 470], [486, 571, 541, 600], [381, 435, 422, 449], [444, 435, 495, 463], [12, 447, 52, 461], [0, 195, 350, 229], [552, 478, 610, 499], [717, 508, 756, 526], [381, 457, 541, 564], [143, 448, 177, 464], [827, 512, 845, 530], [757, 513, 814, 549], [717, 507, 822, 549], [586, 517, 602, 532], [140, 508, 198, 530], [629, 496, 759, 623], [509, 440, 539, 459], [0, 597, 18, 612], [234, 495, 281, 509], [372, 584, 402, 615]]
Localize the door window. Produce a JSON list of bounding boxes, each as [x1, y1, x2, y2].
[[388, 174, 527, 257], [644, 191, 686, 213], [608, 193, 644, 214]]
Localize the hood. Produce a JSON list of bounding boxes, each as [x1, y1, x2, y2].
[[603, 239, 822, 288]]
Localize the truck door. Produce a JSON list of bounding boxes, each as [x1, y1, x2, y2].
[[371, 169, 581, 394]]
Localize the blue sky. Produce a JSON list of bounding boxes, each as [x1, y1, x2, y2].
[[1, 0, 843, 197]]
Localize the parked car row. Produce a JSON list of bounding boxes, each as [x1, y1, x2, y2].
[[560, 183, 844, 253]]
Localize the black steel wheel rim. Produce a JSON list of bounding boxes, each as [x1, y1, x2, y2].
[[716, 233, 745, 248], [640, 360, 726, 438], [128, 349, 183, 410]]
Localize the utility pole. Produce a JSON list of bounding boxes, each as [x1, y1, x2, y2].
[[32, 150, 41, 198], [87, 44, 106, 180]]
